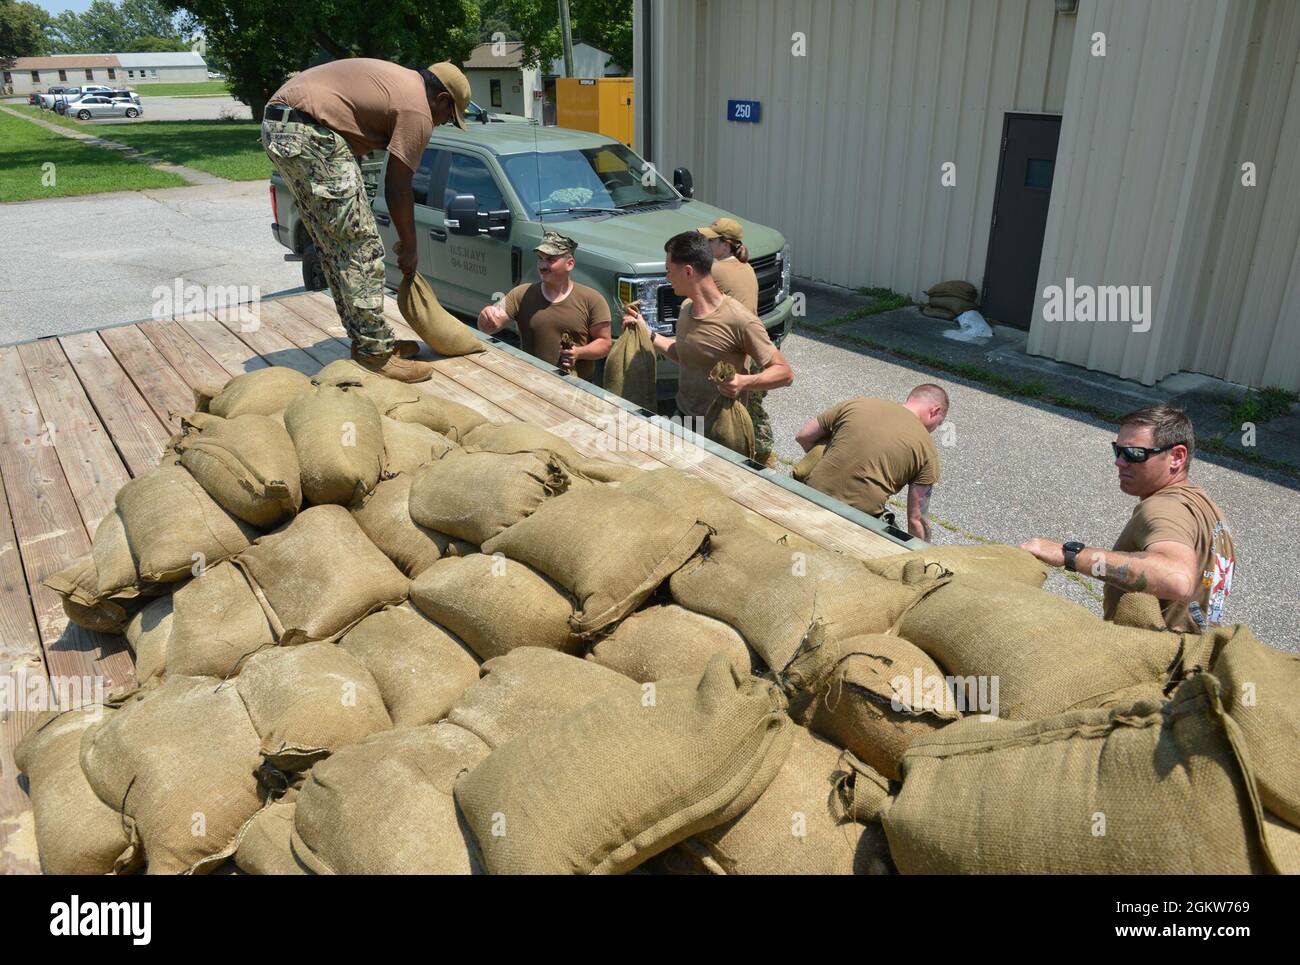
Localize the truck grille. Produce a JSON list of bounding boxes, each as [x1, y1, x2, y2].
[[655, 252, 782, 333]]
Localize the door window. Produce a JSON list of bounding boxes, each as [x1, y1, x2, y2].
[[444, 154, 506, 213], [411, 147, 449, 208]]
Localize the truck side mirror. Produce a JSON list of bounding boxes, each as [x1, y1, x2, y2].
[[445, 194, 480, 236], [673, 167, 694, 198]]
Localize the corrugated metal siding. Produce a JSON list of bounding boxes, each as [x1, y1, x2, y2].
[[638, 0, 1074, 296]]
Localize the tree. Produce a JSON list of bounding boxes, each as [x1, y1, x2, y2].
[[570, 0, 632, 73], [480, 0, 631, 74], [46, 0, 185, 54], [125, 35, 188, 52], [0, 0, 51, 61]]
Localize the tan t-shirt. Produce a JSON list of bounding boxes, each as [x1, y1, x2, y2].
[[503, 282, 611, 381], [711, 257, 759, 314], [1103, 482, 1235, 634], [269, 59, 433, 171], [805, 398, 940, 516], [673, 295, 777, 416]]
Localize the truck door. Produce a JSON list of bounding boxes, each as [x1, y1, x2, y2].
[[426, 151, 516, 315], [375, 146, 449, 291]]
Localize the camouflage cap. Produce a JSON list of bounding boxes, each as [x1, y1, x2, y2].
[[535, 231, 578, 257], [697, 217, 744, 243]]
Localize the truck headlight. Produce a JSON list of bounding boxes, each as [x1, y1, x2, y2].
[[617, 275, 668, 330], [777, 244, 792, 303]]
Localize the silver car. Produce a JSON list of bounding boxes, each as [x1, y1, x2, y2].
[[68, 95, 142, 120]]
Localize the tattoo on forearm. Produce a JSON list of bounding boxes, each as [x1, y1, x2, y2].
[[1105, 561, 1149, 593]]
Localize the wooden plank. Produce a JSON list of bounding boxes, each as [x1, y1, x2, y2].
[[16, 339, 130, 535], [207, 304, 320, 375], [236, 300, 350, 368], [141, 318, 247, 388], [98, 325, 200, 431], [58, 332, 171, 477], [175, 312, 271, 378]]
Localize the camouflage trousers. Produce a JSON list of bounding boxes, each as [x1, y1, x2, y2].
[[745, 370, 775, 465], [261, 118, 394, 355]]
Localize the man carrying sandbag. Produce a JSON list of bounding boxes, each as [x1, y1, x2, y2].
[[476, 231, 612, 379], [793, 386, 947, 540], [624, 231, 793, 432], [262, 59, 471, 383], [1022, 404, 1235, 633]]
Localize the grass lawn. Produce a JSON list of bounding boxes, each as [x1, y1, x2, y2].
[[0, 110, 187, 202], [8, 104, 270, 181], [121, 80, 234, 97]]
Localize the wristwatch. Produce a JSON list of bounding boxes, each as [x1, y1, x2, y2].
[[1062, 541, 1086, 573]]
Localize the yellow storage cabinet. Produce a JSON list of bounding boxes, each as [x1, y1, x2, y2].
[[556, 77, 634, 148]]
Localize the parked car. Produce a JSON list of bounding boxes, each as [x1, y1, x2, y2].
[[106, 90, 143, 105], [38, 87, 71, 109], [67, 94, 142, 120]]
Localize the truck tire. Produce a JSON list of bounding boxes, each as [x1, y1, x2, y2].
[[302, 241, 329, 292]]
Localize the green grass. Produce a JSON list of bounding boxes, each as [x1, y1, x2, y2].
[[816, 286, 913, 327], [120, 80, 233, 98], [1226, 386, 1299, 426], [0, 110, 187, 201], [8, 104, 270, 181]]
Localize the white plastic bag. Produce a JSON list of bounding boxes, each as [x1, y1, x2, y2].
[[943, 309, 993, 342]]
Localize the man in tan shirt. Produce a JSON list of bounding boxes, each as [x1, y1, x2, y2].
[[477, 231, 612, 380], [624, 231, 792, 428], [262, 59, 470, 382], [1022, 404, 1235, 633], [794, 387, 947, 540]]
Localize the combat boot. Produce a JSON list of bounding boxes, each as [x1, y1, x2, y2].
[[350, 348, 434, 383]]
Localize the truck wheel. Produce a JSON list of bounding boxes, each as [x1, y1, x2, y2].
[[77, 110, 90, 120], [301, 242, 329, 292]]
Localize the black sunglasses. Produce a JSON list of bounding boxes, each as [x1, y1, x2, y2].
[[1112, 442, 1180, 463]]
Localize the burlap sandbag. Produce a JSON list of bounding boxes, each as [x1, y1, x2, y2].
[[603, 321, 657, 410], [396, 261, 486, 357], [179, 414, 302, 527], [167, 561, 274, 678], [1264, 811, 1300, 874], [157, 411, 226, 467], [576, 457, 644, 483], [408, 450, 569, 545], [382, 416, 458, 475], [232, 799, 310, 875], [883, 673, 1281, 874], [613, 466, 750, 534], [350, 473, 464, 578], [791, 444, 825, 482], [781, 631, 961, 781], [235, 505, 410, 645], [208, 366, 311, 418], [284, 382, 384, 505], [45, 557, 133, 633], [312, 358, 488, 439], [587, 604, 759, 682], [91, 508, 139, 597], [290, 723, 489, 874], [447, 647, 637, 750], [125, 594, 173, 683], [897, 574, 1188, 720], [80, 675, 264, 874], [925, 293, 977, 315], [669, 526, 930, 672], [455, 655, 795, 874], [462, 421, 585, 467], [703, 362, 755, 459], [1209, 625, 1300, 827], [340, 604, 480, 727], [116, 465, 260, 583], [864, 542, 1049, 587], [925, 280, 978, 302], [409, 554, 581, 659], [15, 708, 135, 875], [236, 642, 393, 771], [482, 486, 710, 637]]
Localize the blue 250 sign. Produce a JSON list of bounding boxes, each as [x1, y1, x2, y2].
[[727, 100, 761, 123]]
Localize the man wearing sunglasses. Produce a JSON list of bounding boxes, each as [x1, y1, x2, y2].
[[1021, 404, 1234, 633]]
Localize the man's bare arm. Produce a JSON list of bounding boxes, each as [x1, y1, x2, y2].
[[1076, 541, 1199, 600], [795, 417, 827, 452], [384, 156, 418, 274], [907, 483, 933, 541]]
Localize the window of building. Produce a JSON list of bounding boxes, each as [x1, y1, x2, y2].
[[127, 70, 134, 78], [444, 153, 506, 212], [31, 71, 39, 83], [3, 71, 11, 85], [490, 78, 502, 108], [150, 69, 158, 77], [107, 68, 116, 80], [58, 70, 67, 81], [85, 69, 94, 80]]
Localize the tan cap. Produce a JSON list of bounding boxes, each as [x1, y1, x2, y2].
[[698, 217, 744, 243], [535, 230, 578, 257], [427, 62, 470, 130]]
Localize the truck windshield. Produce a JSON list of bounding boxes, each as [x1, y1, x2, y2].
[[500, 143, 678, 218]]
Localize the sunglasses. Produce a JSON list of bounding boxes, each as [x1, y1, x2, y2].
[[1111, 442, 1180, 463]]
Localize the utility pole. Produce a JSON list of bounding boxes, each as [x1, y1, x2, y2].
[[558, 0, 575, 77]]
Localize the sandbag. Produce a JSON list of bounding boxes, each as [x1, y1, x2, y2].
[[455, 655, 794, 874], [157, 411, 226, 467], [587, 604, 759, 682], [290, 723, 489, 874], [481, 486, 709, 637], [45, 557, 133, 633], [14, 708, 135, 875], [576, 457, 644, 483], [312, 358, 489, 439], [125, 594, 173, 683], [612, 466, 750, 534], [925, 293, 978, 315], [381, 416, 458, 475], [408, 451, 568, 545], [925, 280, 978, 302], [670, 526, 930, 672], [167, 561, 274, 678], [396, 262, 486, 357], [920, 304, 957, 321], [883, 673, 1280, 873], [207, 366, 312, 418], [232, 799, 310, 875], [80, 675, 264, 874], [447, 647, 637, 750], [897, 575, 1188, 719], [410, 554, 581, 660], [603, 320, 657, 411], [340, 605, 480, 727], [237, 642, 392, 771], [284, 382, 384, 505], [1209, 625, 1300, 827], [462, 421, 585, 467], [864, 543, 1049, 587], [90, 509, 138, 598], [116, 466, 260, 583], [703, 361, 755, 459], [350, 473, 462, 578], [791, 444, 825, 483], [236, 505, 410, 645], [179, 414, 302, 527]]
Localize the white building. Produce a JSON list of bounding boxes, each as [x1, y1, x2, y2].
[[4, 52, 208, 94], [462, 40, 623, 122]]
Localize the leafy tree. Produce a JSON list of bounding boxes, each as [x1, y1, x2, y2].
[[124, 34, 189, 52], [0, 0, 51, 61], [483, 0, 631, 73], [46, 0, 184, 54], [570, 0, 632, 72]]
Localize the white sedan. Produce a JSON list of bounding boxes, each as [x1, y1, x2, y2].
[[67, 94, 142, 120]]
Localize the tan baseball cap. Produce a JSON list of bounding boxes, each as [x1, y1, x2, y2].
[[427, 62, 470, 130], [535, 231, 578, 257], [698, 217, 744, 243]]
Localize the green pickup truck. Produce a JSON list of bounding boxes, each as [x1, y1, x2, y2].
[[270, 121, 795, 404]]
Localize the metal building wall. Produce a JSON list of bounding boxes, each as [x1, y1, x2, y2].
[[635, 0, 1075, 296]]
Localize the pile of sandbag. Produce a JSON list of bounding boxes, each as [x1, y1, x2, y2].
[[920, 279, 979, 320], [21, 358, 1298, 876]]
